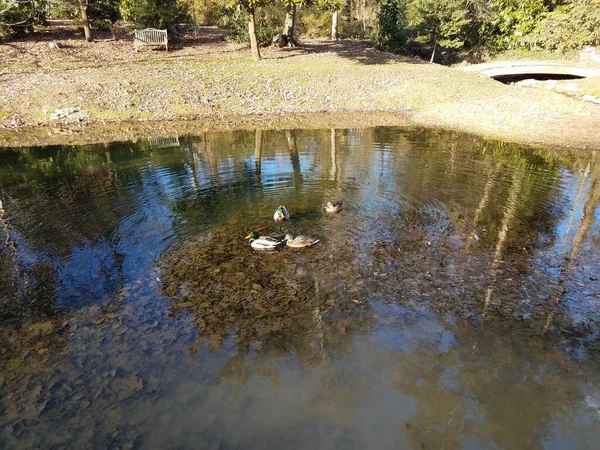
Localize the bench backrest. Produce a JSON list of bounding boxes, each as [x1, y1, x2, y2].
[[134, 28, 168, 45], [148, 137, 180, 149]]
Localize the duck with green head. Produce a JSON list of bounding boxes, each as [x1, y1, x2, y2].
[[274, 205, 290, 222], [245, 231, 283, 251]]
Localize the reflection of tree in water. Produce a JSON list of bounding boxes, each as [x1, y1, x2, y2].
[[163, 128, 600, 369], [340, 136, 598, 346], [389, 314, 594, 449], [2, 128, 594, 336], [0, 141, 198, 320], [543, 151, 600, 339]]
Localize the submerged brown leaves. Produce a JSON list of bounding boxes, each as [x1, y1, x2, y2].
[[159, 229, 375, 358]]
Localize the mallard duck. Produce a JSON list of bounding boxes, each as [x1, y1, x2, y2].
[[285, 233, 320, 248], [274, 205, 290, 222], [245, 231, 282, 251], [325, 200, 343, 213]]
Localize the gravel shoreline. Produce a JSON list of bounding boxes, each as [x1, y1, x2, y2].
[[2, 26, 600, 150]]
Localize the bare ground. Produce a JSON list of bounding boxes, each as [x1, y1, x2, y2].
[[2, 23, 600, 149]]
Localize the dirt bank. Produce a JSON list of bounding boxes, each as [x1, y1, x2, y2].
[[2, 25, 600, 149]]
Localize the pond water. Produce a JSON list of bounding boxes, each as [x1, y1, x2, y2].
[[0, 127, 599, 449]]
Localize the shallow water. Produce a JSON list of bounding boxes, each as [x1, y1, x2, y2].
[[0, 127, 599, 449]]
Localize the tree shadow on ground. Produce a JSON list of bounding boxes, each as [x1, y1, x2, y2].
[[2, 23, 425, 68], [268, 40, 426, 66], [6, 19, 118, 43]]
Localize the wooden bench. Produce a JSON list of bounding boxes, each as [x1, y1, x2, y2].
[[134, 28, 168, 52]]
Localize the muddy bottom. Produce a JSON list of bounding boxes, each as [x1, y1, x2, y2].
[[1, 127, 600, 448]]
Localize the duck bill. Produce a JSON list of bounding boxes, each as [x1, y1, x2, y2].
[[245, 234, 252, 239]]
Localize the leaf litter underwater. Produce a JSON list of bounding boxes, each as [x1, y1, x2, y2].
[[1, 127, 600, 448]]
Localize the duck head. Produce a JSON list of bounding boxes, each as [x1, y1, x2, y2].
[[245, 231, 260, 241]]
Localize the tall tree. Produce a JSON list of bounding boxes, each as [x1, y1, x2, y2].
[[378, 0, 407, 52], [318, 0, 342, 40], [409, 0, 471, 62], [228, 0, 267, 60], [280, 0, 298, 46]]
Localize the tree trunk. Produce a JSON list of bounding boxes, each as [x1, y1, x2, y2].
[[282, 4, 297, 47], [430, 40, 437, 63], [78, 0, 93, 42], [248, 7, 261, 61], [331, 10, 338, 40], [361, 0, 366, 34]]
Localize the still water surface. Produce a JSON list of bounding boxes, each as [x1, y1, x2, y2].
[[0, 127, 599, 449]]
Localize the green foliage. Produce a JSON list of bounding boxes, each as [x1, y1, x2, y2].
[[119, 0, 136, 21], [49, 0, 79, 20], [408, 0, 471, 49], [178, 0, 222, 25], [220, 3, 282, 46], [315, 0, 341, 12], [297, 3, 330, 38], [377, 0, 407, 52], [45, 0, 120, 25], [218, 5, 247, 42], [88, 0, 121, 24], [460, 0, 494, 49], [485, 0, 549, 49], [226, 0, 268, 10], [1, 0, 590, 55], [126, 0, 190, 32], [461, 0, 597, 52], [528, 0, 600, 51], [0, 0, 46, 38]]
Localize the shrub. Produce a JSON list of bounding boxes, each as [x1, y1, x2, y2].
[[219, 4, 283, 46], [178, 0, 222, 25], [88, 0, 121, 25], [0, 0, 46, 38], [124, 0, 189, 33], [119, 0, 136, 21], [297, 4, 330, 39], [377, 0, 408, 52], [528, 0, 600, 52]]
